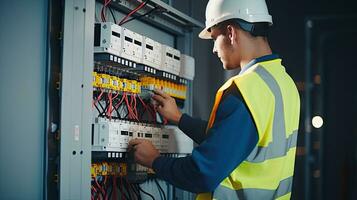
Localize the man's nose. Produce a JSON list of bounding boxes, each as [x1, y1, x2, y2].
[[212, 42, 217, 54]]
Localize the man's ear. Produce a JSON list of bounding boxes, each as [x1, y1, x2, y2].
[[226, 25, 237, 45]]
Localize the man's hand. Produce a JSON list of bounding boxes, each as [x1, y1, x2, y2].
[[152, 89, 182, 124], [128, 138, 160, 168]]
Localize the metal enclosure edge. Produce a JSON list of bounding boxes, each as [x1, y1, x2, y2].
[[60, 0, 94, 199]]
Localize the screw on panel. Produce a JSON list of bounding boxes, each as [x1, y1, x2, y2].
[[51, 122, 58, 133]]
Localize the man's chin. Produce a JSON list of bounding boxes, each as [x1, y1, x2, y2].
[[223, 64, 240, 70]]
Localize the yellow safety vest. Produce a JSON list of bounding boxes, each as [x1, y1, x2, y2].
[[197, 58, 300, 200]]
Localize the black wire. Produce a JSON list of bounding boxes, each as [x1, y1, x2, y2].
[[107, 176, 113, 199], [129, 181, 142, 200], [138, 184, 156, 200], [120, 0, 157, 25], [108, 7, 117, 24], [113, 95, 123, 119], [117, 177, 130, 200], [123, 178, 134, 200], [94, 103, 102, 116], [99, 95, 110, 117], [121, 7, 158, 25], [154, 179, 166, 200], [96, 93, 107, 117]]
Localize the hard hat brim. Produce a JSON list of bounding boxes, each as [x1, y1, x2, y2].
[[199, 27, 212, 39]]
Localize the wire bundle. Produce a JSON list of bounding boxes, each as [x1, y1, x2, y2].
[[91, 175, 168, 200], [92, 90, 164, 124], [100, 0, 158, 25]]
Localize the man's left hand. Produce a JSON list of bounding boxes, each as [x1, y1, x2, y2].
[[128, 138, 160, 168]]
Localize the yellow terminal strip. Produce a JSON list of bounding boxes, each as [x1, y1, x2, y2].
[[95, 163, 102, 176], [119, 163, 127, 176], [110, 76, 119, 91], [136, 81, 142, 94], [92, 72, 98, 87], [129, 80, 137, 94], [91, 162, 128, 177], [170, 82, 175, 98], [122, 78, 129, 92], [101, 162, 108, 176], [117, 78, 124, 91], [96, 73, 104, 88], [98, 73, 111, 89], [91, 164, 97, 178]]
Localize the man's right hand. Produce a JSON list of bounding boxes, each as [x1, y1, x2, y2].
[[151, 89, 182, 124]]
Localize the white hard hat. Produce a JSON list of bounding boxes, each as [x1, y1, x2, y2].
[[199, 0, 273, 39]]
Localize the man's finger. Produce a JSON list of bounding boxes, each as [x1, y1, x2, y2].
[[128, 138, 142, 147], [152, 94, 166, 105], [153, 89, 170, 99]]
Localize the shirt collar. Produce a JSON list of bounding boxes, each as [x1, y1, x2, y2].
[[239, 54, 280, 75]]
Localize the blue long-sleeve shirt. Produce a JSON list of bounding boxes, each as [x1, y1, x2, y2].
[[152, 84, 259, 193]]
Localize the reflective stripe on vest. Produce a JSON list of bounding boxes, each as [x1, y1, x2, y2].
[[245, 66, 296, 163], [213, 176, 293, 200]]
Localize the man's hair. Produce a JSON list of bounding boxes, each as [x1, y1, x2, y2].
[[210, 18, 270, 37]]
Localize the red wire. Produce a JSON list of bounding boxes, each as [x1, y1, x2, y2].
[[120, 176, 126, 200], [137, 95, 147, 109], [129, 94, 138, 121], [130, 94, 139, 121], [133, 94, 139, 120], [125, 94, 135, 120], [91, 184, 97, 200], [107, 91, 113, 119], [104, 176, 108, 200], [101, 0, 107, 22], [110, 92, 120, 118], [93, 88, 105, 108], [124, 93, 131, 119], [112, 176, 117, 200], [95, 178, 105, 200], [129, 94, 134, 118], [101, 0, 112, 22], [118, 1, 146, 25], [137, 95, 149, 122], [114, 92, 126, 110]]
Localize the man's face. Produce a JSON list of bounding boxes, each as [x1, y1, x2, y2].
[[210, 26, 240, 70]]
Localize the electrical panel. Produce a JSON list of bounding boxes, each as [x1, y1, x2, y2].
[[92, 21, 195, 188]]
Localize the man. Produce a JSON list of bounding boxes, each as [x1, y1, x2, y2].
[[129, 0, 300, 199]]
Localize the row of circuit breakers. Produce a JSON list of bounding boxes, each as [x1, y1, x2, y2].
[[92, 22, 194, 157], [94, 22, 194, 79], [92, 118, 194, 156]]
